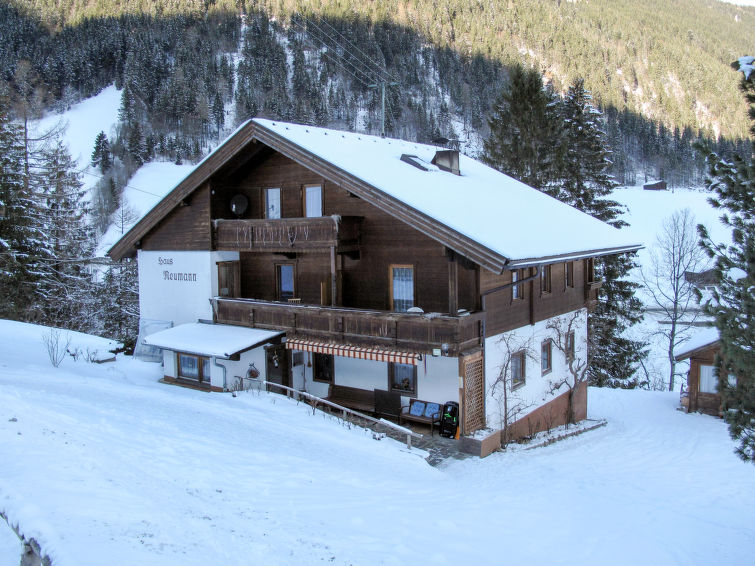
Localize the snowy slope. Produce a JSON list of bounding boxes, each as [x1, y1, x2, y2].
[[1, 321, 753, 566], [33, 86, 121, 195]]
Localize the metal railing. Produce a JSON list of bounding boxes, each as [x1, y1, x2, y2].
[[233, 379, 421, 448]]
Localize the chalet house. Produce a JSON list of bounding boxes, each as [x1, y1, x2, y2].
[[109, 119, 641, 439]]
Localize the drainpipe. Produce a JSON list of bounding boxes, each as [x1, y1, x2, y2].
[[214, 356, 228, 391]]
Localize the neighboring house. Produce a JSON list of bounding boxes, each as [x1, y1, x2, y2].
[[109, 119, 641, 439], [643, 180, 667, 191], [675, 327, 730, 416]]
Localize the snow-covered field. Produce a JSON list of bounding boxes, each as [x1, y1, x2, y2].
[[1, 320, 753, 565]]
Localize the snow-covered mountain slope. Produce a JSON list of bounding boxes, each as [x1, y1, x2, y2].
[[1, 321, 753, 566], [34, 85, 121, 195]]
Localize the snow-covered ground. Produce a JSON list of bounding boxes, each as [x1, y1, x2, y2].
[[1, 320, 753, 565]]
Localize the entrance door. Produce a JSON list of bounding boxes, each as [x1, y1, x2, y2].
[[265, 344, 290, 393]]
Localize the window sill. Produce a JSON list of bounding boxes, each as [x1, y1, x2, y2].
[[390, 388, 417, 398], [541, 368, 552, 377], [511, 381, 526, 391]]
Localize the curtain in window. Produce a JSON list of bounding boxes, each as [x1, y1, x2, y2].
[[305, 185, 322, 217], [266, 188, 281, 219], [179, 354, 199, 380], [700, 365, 717, 393], [392, 267, 414, 312]]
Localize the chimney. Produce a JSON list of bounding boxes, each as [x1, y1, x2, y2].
[[432, 149, 460, 175]]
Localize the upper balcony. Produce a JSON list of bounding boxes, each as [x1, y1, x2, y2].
[[213, 216, 361, 253], [211, 298, 484, 357]]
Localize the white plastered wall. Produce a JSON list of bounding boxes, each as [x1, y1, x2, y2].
[[162, 342, 273, 390], [138, 250, 239, 326], [291, 351, 460, 407], [483, 308, 588, 430]]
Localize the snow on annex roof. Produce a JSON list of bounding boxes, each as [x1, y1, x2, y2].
[[674, 326, 720, 360], [144, 323, 283, 358], [255, 118, 641, 265]]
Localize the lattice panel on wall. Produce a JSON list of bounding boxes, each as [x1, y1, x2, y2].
[[462, 352, 485, 435]]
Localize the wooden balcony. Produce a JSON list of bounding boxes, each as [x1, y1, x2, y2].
[[213, 216, 361, 253], [212, 298, 484, 356]]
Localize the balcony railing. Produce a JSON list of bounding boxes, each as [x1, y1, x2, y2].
[[212, 298, 483, 356], [213, 216, 361, 253]]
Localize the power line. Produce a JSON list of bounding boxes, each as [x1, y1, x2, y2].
[[80, 170, 166, 199]]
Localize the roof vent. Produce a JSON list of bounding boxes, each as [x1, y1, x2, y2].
[[400, 154, 430, 171], [431, 150, 460, 175]]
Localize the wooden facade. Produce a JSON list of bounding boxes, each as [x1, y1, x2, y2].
[[123, 145, 604, 356]]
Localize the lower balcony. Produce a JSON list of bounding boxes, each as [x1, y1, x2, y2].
[[211, 298, 483, 357]]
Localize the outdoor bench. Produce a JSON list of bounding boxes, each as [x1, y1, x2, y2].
[[399, 399, 442, 435], [326, 384, 375, 414]]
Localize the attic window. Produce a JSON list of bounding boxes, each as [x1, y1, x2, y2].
[[431, 150, 460, 175], [400, 154, 430, 171]]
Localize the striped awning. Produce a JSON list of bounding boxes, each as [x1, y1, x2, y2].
[[285, 338, 420, 365]]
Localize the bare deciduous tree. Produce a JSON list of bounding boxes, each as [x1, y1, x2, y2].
[[489, 332, 535, 446], [546, 310, 590, 426], [641, 208, 708, 391], [41, 327, 71, 368]]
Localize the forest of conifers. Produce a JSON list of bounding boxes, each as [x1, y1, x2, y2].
[[1, 0, 753, 187]]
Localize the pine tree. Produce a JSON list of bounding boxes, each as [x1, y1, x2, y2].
[[697, 57, 755, 462], [483, 64, 562, 193]]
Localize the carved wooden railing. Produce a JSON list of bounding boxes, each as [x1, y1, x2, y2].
[[213, 216, 361, 253], [212, 298, 483, 356]]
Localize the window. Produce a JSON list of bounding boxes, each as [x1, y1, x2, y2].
[[565, 261, 574, 288], [276, 263, 296, 301], [304, 184, 322, 217], [265, 188, 281, 219], [312, 353, 334, 383], [699, 365, 717, 393], [177, 353, 212, 385], [512, 269, 523, 300], [540, 264, 552, 294], [390, 265, 414, 312], [586, 257, 596, 283], [541, 340, 552, 374], [566, 331, 576, 361], [511, 351, 526, 388], [389, 362, 417, 395]]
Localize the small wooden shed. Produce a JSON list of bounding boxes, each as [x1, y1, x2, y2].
[[675, 328, 722, 416], [643, 180, 667, 191]]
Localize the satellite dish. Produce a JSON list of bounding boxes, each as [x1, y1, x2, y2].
[[230, 194, 248, 217]]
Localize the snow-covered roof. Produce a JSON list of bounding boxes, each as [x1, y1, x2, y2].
[[144, 323, 283, 358], [109, 118, 642, 268], [674, 327, 720, 360], [255, 119, 641, 265]]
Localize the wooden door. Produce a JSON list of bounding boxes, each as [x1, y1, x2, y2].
[[217, 261, 240, 298], [265, 344, 290, 393]]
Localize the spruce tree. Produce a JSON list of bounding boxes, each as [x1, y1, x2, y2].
[[483, 64, 562, 194], [32, 140, 96, 331], [0, 90, 37, 318], [91, 131, 112, 173], [556, 79, 647, 388], [698, 57, 755, 462]]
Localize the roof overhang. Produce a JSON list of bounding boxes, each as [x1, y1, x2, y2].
[[506, 245, 643, 269], [143, 322, 283, 359]]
